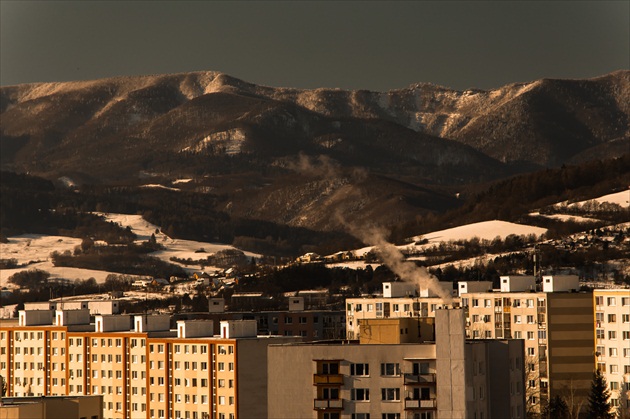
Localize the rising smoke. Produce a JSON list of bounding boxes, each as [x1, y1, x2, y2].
[[287, 152, 449, 300], [341, 220, 452, 301]]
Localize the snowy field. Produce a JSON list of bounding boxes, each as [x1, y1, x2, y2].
[[346, 220, 547, 262], [556, 188, 630, 208], [1, 186, 625, 288], [528, 212, 602, 223], [0, 213, 260, 288]]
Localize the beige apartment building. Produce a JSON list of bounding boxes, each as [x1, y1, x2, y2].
[[593, 288, 630, 415], [1, 310, 299, 419], [345, 282, 458, 340], [461, 275, 595, 414], [269, 308, 526, 419]]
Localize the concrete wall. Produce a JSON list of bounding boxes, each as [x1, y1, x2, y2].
[[268, 341, 437, 419], [208, 298, 225, 313], [133, 314, 170, 332], [176, 320, 214, 338], [18, 310, 54, 326], [359, 317, 434, 344], [436, 307, 466, 419], [542, 275, 579, 292], [500, 276, 536, 292], [95, 315, 131, 332], [547, 292, 595, 401], [220, 320, 257, 338], [458, 281, 493, 296], [55, 309, 90, 326], [383, 282, 417, 298]]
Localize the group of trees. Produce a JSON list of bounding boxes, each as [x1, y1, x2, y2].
[[537, 370, 626, 419]]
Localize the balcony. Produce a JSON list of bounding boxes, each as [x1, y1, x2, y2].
[[404, 373, 436, 385], [313, 374, 344, 385], [313, 399, 343, 410], [405, 398, 437, 409]]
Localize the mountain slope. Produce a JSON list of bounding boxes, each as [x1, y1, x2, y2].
[[1, 70, 628, 232]]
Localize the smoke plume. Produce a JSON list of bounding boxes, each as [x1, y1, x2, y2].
[[340, 216, 452, 302]]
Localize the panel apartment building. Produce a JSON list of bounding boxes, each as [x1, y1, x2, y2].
[[593, 288, 630, 415], [461, 275, 595, 414], [0, 310, 300, 419], [268, 307, 526, 419], [345, 282, 460, 340], [344, 276, 599, 414]]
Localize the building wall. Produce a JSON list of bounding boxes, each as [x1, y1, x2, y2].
[[546, 292, 595, 403], [345, 297, 455, 339], [2, 315, 299, 419], [594, 289, 630, 415], [268, 310, 524, 419]]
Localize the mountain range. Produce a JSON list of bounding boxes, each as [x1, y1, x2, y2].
[[1, 70, 628, 232]]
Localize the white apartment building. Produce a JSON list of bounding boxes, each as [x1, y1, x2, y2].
[[593, 289, 630, 415], [345, 282, 458, 339]]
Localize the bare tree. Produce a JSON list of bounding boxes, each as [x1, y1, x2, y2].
[[558, 377, 586, 419]]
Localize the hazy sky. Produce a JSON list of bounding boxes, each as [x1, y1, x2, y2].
[[1, 1, 628, 91]]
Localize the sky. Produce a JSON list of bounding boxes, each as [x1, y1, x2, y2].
[[1, 1, 628, 91]]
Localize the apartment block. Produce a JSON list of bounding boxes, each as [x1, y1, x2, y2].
[[268, 308, 526, 419], [1, 311, 300, 419], [593, 289, 630, 414], [345, 282, 458, 339], [462, 277, 595, 412]]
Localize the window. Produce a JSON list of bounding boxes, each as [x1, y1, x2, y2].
[[381, 363, 400, 376], [472, 299, 479, 307], [514, 315, 521, 324], [350, 363, 370, 376], [624, 348, 630, 358], [623, 314, 630, 323], [607, 297, 616, 306], [610, 365, 619, 374], [527, 347, 535, 356], [351, 388, 370, 401], [527, 315, 535, 324], [609, 348, 618, 357], [622, 297, 629, 306], [527, 332, 535, 340], [608, 314, 617, 323], [320, 362, 339, 375], [609, 331, 617, 340], [381, 415, 400, 419], [514, 331, 522, 339], [623, 331, 630, 340], [218, 362, 225, 371], [381, 388, 400, 401], [322, 387, 339, 400]]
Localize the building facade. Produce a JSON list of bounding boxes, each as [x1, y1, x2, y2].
[[345, 282, 458, 340], [268, 308, 526, 419], [1, 311, 299, 419], [593, 288, 630, 415]]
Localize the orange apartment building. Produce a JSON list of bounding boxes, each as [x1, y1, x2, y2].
[[0, 309, 300, 419]]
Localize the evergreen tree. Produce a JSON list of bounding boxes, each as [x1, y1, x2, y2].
[[542, 395, 569, 419], [587, 369, 614, 419]]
